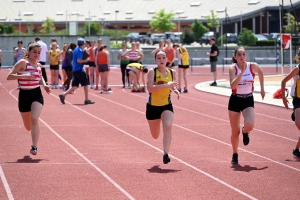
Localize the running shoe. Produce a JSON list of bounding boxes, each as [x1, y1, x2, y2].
[[59, 94, 65, 104], [84, 100, 95, 105], [242, 127, 250, 146], [210, 81, 217, 86], [94, 86, 99, 90], [90, 84, 94, 89], [177, 88, 181, 93], [30, 146, 37, 155], [163, 153, 171, 164], [293, 149, 300, 157], [122, 85, 125, 88], [291, 111, 295, 121], [183, 88, 188, 93], [105, 90, 112, 94], [51, 85, 55, 89], [55, 85, 59, 89], [231, 153, 238, 164], [100, 89, 104, 94]]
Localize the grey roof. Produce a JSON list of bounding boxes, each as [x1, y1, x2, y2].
[[0, 0, 300, 24]]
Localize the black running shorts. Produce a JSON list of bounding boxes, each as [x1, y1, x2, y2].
[[228, 93, 254, 112], [18, 87, 44, 112], [146, 103, 174, 120], [72, 71, 88, 87]]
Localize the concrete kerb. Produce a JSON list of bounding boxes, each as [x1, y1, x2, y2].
[[195, 79, 294, 109]]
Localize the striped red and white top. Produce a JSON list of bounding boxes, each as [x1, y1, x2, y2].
[[232, 62, 255, 94], [18, 61, 42, 89], [128, 50, 138, 61]]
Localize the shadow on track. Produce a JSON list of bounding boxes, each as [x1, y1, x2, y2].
[[147, 165, 181, 173], [231, 164, 268, 172]]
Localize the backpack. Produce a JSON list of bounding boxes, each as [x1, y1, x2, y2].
[[273, 88, 289, 99]]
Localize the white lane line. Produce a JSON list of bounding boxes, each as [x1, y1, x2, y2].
[[7, 89, 135, 200], [53, 93, 257, 200], [181, 95, 293, 123], [96, 91, 300, 173], [0, 166, 14, 200], [129, 92, 297, 142]]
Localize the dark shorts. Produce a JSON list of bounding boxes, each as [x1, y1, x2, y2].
[[0, 63, 1, 67], [88, 61, 96, 67], [18, 87, 44, 112], [50, 65, 59, 70], [129, 60, 138, 64], [39, 61, 46, 67], [146, 103, 174, 120], [72, 71, 88, 87], [62, 66, 72, 71], [228, 93, 254, 112], [178, 65, 189, 69], [210, 61, 217, 72], [293, 97, 300, 110], [167, 62, 175, 68], [98, 64, 109, 72]]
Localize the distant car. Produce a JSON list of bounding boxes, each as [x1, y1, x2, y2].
[[138, 32, 148, 44], [173, 32, 182, 43], [199, 31, 214, 45], [126, 32, 139, 43], [148, 33, 165, 45], [254, 34, 268, 41], [164, 32, 175, 41], [268, 33, 280, 41], [225, 33, 238, 43]]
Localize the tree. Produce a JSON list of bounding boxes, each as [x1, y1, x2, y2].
[[191, 19, 209, 41], [150, 9, 175, 32], [0, 23, 5, 34], [205, 10, 220, 30], [181, 28, 194, 44], [40, 17, 56, 34], [84, 22, 101, 35], [4, 24, 14, 34], [238, 28, 256, 46], [283, 13, 300, 33]]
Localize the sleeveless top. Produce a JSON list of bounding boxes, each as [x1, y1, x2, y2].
[[62, 50, 72, 68], [18, 61, 42, 89], [232, 62, 255, 94], [128, 50, 139, 61], [119, 49, 129, 65], [97, 51, 108, 65], [88, 47, 95, 62], [178, 47, 189, 66], [49, 49, 59, 65], [15, 47, 26, 62], [147, 68, 173, 106], [164, 47, 174, 62]]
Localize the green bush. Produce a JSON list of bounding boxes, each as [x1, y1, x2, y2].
[[181, 28, 194, 45], [238, 28, 256, 46], [256, 40, 277, 46]]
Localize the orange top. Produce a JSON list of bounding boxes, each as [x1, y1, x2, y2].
[[89, 47, 95, 62], [97, 51, 108, 65], [164, 47, 174, 62]]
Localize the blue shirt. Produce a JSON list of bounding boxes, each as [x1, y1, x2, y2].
[[72, 47, 84, 72]]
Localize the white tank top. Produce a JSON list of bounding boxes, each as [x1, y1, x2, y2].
[[232, 62, 255, 94], [18, 61, 42, 89]]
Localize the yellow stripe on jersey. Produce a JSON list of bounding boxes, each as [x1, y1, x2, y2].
[[127, 63, 143, 70], [148, 68, 173, 106]]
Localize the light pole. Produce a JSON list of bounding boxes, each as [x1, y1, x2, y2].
[[176, 11, 184, 32], [115, 10, 119, 43], [88, 11, 90, 35], [66, 10, 68, 35], [18, 10, 21, 34], [99, 18, 105, 35]]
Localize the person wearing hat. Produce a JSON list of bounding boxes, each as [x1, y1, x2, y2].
[[59, 38, 95, 105], [206, 37, 219, 86]]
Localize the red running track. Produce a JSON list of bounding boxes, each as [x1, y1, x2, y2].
[[0, 67, 300, 200]]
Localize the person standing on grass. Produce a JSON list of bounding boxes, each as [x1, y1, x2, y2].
[[146, 50, 180, 164], [228, 47, 265, 164], [59, 38, 95, 105], [206, 37, 219, 86], [35, 37, 48, 84], [117, 41, 129, 88], [7, 43, 50, 155], [175, 44, 189, 93], [281, 49, 300, 158]]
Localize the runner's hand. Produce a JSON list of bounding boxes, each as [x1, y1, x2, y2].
[[261, 89, 265, 100], [282, 97, 289, 109], [44, 85, 50, 94], [174, 89, 180, 100]]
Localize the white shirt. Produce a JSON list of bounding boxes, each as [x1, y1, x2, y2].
[[233, 62, 255, 94], [37, 40, 48, 62]]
